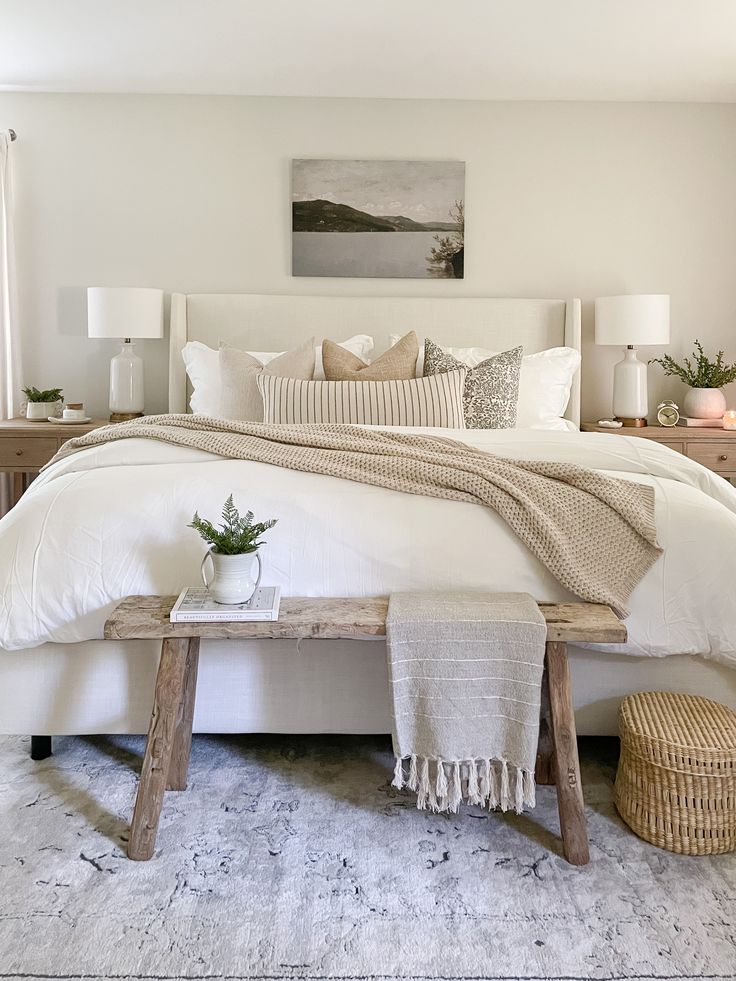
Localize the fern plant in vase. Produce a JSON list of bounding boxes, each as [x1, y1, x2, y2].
[[189, 495, 277, 605], [651, 341, 736, 420], [22, 386, 64, 421]]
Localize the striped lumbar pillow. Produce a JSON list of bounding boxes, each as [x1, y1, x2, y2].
[[256, 368, 467, 428]]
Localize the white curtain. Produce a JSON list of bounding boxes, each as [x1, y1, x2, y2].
[[0, 131, 21, 514]]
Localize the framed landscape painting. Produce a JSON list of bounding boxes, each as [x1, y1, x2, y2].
[[291, 159, 465, 279]]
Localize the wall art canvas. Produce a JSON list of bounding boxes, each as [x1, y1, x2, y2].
[[292, 159, 465, 279]]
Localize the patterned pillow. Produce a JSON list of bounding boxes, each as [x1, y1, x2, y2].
[[256, 368, 467, 428], [423, 339, 522, 429]]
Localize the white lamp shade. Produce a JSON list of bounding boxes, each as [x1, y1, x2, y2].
[[87, 287, 164, 340], [594, 294, 670, 347]]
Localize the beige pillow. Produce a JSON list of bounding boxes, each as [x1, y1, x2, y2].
[[219, 338, 315, 421], [323, 331, 419, 381]]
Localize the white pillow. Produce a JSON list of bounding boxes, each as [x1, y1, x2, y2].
[[182, 335, 374, 415], [511, 348, 580, 430], [181, 341, 221, 416], [389, 336, 579, 430]]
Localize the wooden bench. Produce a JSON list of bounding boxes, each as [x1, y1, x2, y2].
[[104, 596, 627, 866]]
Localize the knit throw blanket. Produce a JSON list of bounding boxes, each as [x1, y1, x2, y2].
[[387, 592, 547, 813], [53, 414, 662, 615]]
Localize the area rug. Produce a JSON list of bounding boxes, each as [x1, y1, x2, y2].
[[0, 734, 734, 981]]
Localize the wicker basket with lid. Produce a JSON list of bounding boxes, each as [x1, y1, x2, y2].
[[614, 691, 736, 855]]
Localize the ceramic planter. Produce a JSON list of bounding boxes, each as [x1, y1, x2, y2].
[[201, 548, 262, 604], [26, 400, 62, 421], [683, 387, 726, 420]]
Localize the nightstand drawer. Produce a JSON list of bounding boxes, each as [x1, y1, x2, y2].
[[686, 441, 736, 473], [0, 437, 58, 468], [656, 441, 685, 455]]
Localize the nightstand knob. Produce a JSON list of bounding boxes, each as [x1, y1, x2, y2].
[[15, 449, 22, 456], [720, 454, 728, 461]]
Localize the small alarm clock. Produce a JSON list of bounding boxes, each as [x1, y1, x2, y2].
[[656, 400, 680, 427]]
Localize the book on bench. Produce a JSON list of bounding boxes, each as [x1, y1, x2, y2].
[[170, 586, 281, 622]]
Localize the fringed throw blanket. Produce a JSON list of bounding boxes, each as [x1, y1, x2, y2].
[[53, 414, 662, 615], [388, 592, 547, 814]]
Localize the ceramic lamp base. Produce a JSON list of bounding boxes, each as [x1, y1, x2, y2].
[[612, 347, 649, 422], [110, 411, 144, 423], [109, 340, 145, 417]]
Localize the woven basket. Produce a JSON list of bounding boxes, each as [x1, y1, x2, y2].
[[614, 691, 736, 855]]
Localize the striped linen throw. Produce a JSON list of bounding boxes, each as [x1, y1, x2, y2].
[[388, 592, 547, 814], [256, 368, 467, 428]]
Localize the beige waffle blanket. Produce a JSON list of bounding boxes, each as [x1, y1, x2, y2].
[[53, 414, 661, 615]]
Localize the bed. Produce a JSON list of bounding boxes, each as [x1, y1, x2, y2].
[[1, 293, 735, 739]]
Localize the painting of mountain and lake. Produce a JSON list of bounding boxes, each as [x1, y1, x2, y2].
[[292, 159, 465, 279]]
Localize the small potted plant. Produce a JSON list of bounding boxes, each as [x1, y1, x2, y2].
[[650, 341, 736, 419], [22, 386, 64, 422], [189, 495, 277, 605]]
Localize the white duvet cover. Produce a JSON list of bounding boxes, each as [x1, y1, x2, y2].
[[1, 428, 736, 668]]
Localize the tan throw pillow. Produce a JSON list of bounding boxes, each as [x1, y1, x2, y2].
[[323, 331, 419, 381], [219, 338, 316, 421]]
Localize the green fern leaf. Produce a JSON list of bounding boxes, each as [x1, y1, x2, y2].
[[190, 495, 277, 555]]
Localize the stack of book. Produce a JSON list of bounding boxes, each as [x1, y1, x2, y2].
[[170, 586, 281, 622], [676, 418, 724, 428]]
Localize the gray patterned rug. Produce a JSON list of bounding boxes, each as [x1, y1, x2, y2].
[[0, 733, 734, 981]]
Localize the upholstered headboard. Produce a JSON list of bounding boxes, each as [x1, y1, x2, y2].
[[168, 293, 582, 424]]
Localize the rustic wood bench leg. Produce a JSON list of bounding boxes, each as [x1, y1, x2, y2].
[[546, 640, 590, 866], [128, 637, 190, 861], [167, 638, 200, 791], [535, 667, 555, 786]]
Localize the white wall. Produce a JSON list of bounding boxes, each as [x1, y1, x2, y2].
[[1, 93, 735, 419]]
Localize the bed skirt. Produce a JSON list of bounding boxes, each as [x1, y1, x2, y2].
[[1, 638, 735, 738]]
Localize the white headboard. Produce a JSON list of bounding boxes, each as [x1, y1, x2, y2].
[[169, 293, 582, 425]]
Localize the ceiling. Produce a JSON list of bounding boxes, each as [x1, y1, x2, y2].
[[3, 0, 736, 102]]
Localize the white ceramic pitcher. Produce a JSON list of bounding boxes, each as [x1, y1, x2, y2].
[[201, 549, 262, 605]]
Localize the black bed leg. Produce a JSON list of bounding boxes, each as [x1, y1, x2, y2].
[[30, 736, 52, 760]]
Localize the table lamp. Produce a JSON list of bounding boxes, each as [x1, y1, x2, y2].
[[88, 287, 164, 422], [594, 294, 670, 427]]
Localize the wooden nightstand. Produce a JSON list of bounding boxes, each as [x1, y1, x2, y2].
[[581, 423, 736, 480], [0, 417, 108, 510]]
